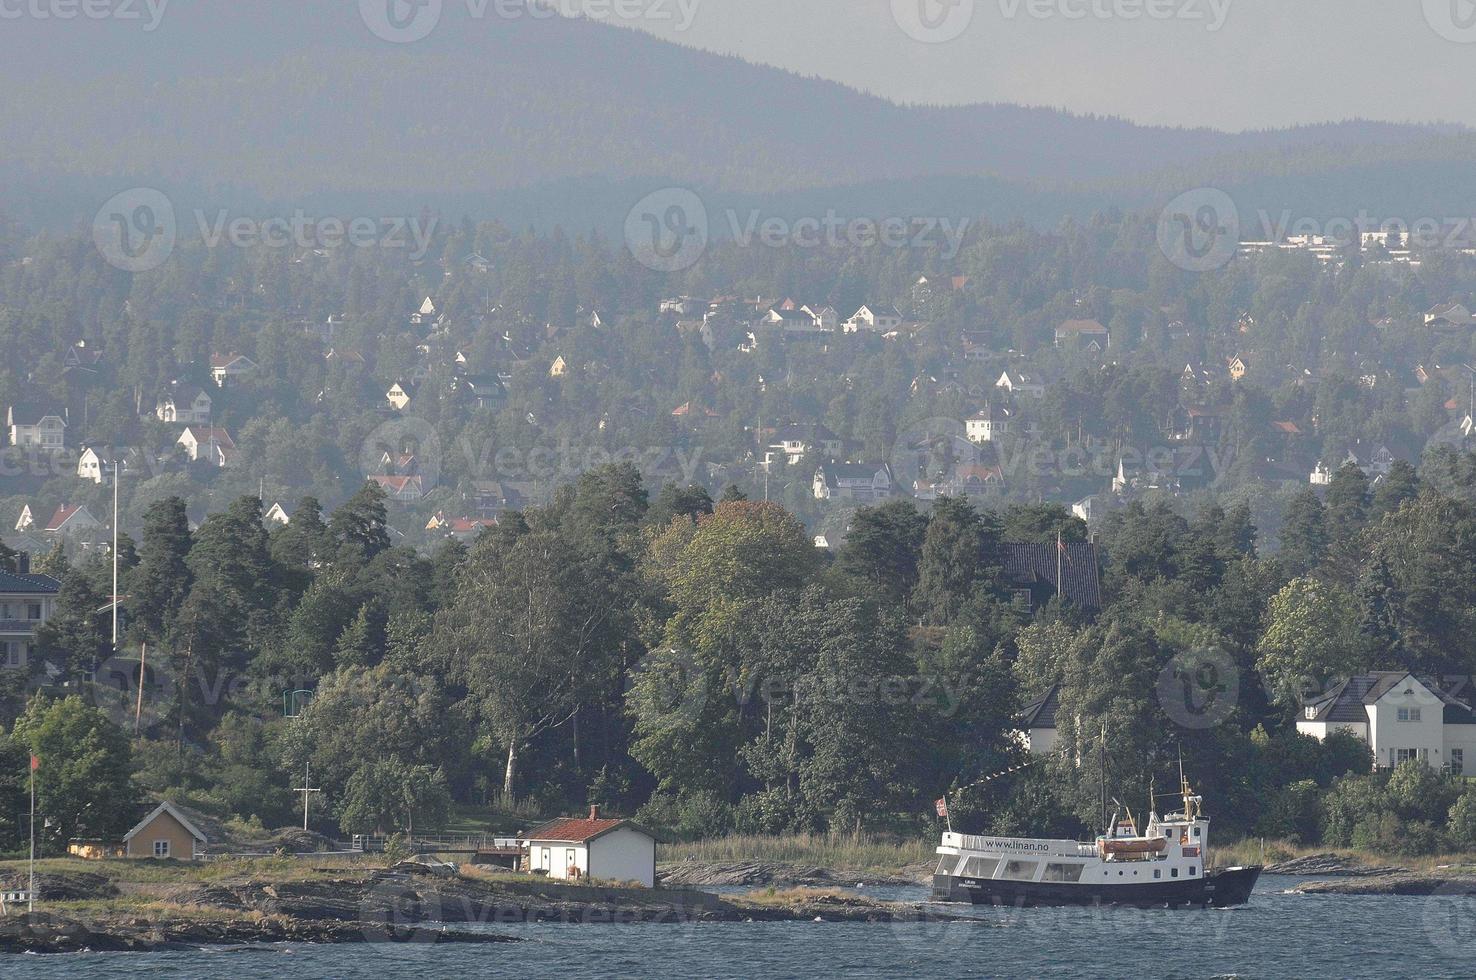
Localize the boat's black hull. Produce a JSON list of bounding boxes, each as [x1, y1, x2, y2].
[[934, 866, 1261, 909]]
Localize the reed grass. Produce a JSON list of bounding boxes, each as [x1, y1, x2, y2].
[[658, 832, 934, 874]]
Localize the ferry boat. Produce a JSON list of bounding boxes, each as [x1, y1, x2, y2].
[[931, 776, 1261, 908]]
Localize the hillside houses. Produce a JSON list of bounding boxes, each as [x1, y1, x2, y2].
[[764, 423, 843, 469], [77, 446, 125, 485], [965, 403, 1012, 444]]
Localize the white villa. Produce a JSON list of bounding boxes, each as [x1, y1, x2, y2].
[[0, 558, 60, 670], [813, 462, 893, 502], [1298, 672, 1476, 774], [7, 403, 67, 450]]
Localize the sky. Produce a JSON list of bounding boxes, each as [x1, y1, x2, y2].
[[615, 0, 1476, 131]]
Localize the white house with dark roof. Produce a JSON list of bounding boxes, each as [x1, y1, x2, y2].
[[1018, 685, 1061, 755], [764, 423, 843, 469], [813, 462, 893, 502], [7, 403, 67, 450], [177, 426, 236, 467], [996, 370, 1045, 400], [155, 383, 213, 425], [1298, 672, 1476, 773], [843, 304, 903, 334], [965, 403, 1012, 444], [209, 353, 257, 388], [77, 446, 125, 485], [0, 559, 61, 670]]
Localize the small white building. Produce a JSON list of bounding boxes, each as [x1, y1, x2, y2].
[[77, 446, 124, 485], [522, 807, 658, 888], [1017, 686, 1060, 756], [177, 426, 236, 467], [843, 304, 902, 334], [209, 353, 257, 388], [996, 370, 1045, 400], [1298, 672, 1476, 773]]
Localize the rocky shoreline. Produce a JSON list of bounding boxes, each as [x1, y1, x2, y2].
[[1291, 873, 1476, 896], [0, 861, 967, 954]]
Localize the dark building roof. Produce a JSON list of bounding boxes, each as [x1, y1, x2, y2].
[[1019, 685, 1060, 730], [1001, 541, 1102, 610], [0, 568, 61, 595], [1302, 671, 1476, 725]]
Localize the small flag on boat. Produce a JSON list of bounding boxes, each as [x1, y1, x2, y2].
[[934, 797, 949, 818]]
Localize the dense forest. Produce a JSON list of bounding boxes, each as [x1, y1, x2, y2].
[[7, 448, 1476, 855]]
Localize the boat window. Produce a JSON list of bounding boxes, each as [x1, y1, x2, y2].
[[1003, 860, 1039, 880], [1042, 863, 1084, 882], [1193, 826, 1201, 837], [1153, 870, 1161, 879], [936, 856, 960, 875], [961, 856, 1000, 879], [1189, 866, 1197, 876], [1171, 868, 1179, 878]]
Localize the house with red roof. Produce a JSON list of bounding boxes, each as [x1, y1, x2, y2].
[[521, 806, 657, 887]]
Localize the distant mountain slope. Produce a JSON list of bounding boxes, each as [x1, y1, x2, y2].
[[0, 3, 1466, 228]]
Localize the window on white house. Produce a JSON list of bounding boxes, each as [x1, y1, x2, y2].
[[27, 604, 41, 620], [1395, 748, 1422, 764], [1452, 749, 1465, 775], [1397, 707, 1422, 722], [154, 840, 170, 858]]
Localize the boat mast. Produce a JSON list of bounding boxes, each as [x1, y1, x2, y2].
[[1099, 722, 1108, 835]]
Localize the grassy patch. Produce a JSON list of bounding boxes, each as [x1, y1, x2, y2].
[[659, 833, 933, 874]]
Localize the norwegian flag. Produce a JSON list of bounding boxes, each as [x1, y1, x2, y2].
[[934, 797, 949, 818]]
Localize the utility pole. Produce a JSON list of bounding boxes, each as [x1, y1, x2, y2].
[[295, 761, 321, 832], [111, 459, 119, 656]]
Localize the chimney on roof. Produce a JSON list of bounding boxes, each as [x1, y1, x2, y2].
[[16, 552, 29, 575], [589, 805, 600, 820]]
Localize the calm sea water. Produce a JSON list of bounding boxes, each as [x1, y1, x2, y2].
[[8, 877, 1476, 979]]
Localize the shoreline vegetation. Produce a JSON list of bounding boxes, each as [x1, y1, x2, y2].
[[6, 833, 1476, 952]]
